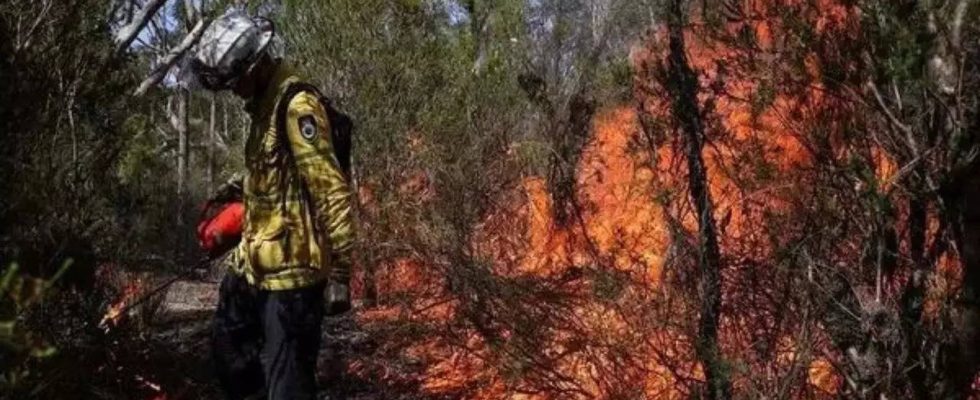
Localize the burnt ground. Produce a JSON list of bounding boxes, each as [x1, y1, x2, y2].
[[100, 274, 435, 400]]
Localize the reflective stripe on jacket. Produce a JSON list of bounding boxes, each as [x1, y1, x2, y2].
[[235, 63, 354, 291]]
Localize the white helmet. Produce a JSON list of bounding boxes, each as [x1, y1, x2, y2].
[[189, 9, 279, 90]]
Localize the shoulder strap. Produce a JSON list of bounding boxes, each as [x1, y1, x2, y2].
[[323, 99, 353, 179], [274, 82, 353, 180]]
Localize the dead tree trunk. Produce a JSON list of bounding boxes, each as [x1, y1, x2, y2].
[[207, 93, 216, 192], [175, 4, 201, 259], [901, 189, 930, 400], [223, 97, 229, 143], [663, 1, 731, 398], [175, 88, 189, 258], [463, 0, 490, 75]]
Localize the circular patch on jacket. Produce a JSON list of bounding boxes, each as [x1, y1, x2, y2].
[[299, 116, 317, 142]]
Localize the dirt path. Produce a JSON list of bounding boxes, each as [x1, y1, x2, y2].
[[142, 274, 429, 400]]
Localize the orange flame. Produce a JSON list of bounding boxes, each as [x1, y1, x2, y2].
[[100, 278, 142, 329], [358, 2, 870, 398], [522, 107, 668, 280]]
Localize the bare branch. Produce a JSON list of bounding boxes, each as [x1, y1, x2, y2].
[[154, 126, 172, 141], [883, 147, 936, 194], [183, 0, 200, 26], [148, 13, 169, 46], [950, 0, 974, 50], [133, 17, 213, 96], [15, 0, 54, 52], [133, 36, 164, 53], [867, 81, 912, 136], [114, 0, 169, 55]]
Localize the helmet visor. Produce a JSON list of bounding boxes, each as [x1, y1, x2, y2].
[[191, 58, 243, 91]]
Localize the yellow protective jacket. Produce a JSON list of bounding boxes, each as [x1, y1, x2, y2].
[[230, 63, 354, 291]]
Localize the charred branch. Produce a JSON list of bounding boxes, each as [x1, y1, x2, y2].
[[662, 0, 731, 398]]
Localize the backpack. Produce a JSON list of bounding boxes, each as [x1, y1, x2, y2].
[[275, 82, 354, 179]]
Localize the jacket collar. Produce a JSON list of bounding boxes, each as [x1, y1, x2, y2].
[[244, 62, 297, 119]]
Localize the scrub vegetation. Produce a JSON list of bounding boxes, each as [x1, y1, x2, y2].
[[2, 0, 980, 398]]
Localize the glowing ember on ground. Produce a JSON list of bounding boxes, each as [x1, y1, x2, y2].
[[100, 278, 143, 330], [135, 374, 163, 393]]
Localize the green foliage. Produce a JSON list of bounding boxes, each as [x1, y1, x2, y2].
[[0, 262, 67, 392], [281, 0, 531, 251], [0, 0, 154, 268], [0, 1, 175, 393], [595, 57, 635, 102], [862, 1, 930, 86], [117, 116, 170, 186]]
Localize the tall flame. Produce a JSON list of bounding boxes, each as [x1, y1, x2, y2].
[[356, 1, 869, 398]]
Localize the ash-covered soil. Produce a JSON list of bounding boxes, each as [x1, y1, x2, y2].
[[128, 274, 433, 400]]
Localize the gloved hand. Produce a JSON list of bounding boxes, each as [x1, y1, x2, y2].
[[324, 281, 351, 316], [212, 174, 244, 203]]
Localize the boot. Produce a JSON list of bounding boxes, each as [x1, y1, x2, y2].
[[325, 281, 351, 316]]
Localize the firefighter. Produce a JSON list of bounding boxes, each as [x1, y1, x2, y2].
[[189, 10, 354, 400]]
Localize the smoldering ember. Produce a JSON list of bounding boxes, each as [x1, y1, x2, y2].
[[2, 1, 979, 399]]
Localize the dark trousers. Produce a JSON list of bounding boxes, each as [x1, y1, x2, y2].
[[212, 273, 325, 400]]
